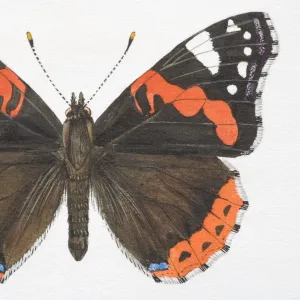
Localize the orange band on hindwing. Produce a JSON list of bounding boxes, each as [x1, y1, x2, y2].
[[151, 178, 243, 279], [131, 70, 238, 146], [0, 67, 26, 117]]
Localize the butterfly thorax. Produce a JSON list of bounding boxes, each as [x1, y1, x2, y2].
[[63, 95, 93, 179]]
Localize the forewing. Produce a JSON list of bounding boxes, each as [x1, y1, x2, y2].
[[0, 61, 62, 150], [0, 155, 66, 282], [94, 12, 278, 157], [92, 153, 247, 283]]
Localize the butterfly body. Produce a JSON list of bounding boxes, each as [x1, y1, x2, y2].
[[62, 92, 94, 260], [0, 12, 278, 283]]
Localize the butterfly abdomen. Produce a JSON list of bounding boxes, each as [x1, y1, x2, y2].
[[67, 179, 89, 261]]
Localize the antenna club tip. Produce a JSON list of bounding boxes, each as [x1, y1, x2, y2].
[[26, 31, 34, 47], [26, 32, 32, 41], [130, 31, 136, 40]]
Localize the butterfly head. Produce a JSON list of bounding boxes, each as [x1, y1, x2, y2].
[[65, 92, 91, 120]]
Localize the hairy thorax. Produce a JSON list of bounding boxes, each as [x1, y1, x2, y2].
[[63, 114, 94, 180]]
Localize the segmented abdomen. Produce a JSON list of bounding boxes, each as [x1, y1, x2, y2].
[[67, 179, 89, 261]]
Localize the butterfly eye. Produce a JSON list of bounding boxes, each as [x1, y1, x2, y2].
[[65, 108, 72, 116], [84, 107, 91, 115]]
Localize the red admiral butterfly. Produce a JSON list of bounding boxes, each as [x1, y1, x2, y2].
[[0, 12, 278, 283]]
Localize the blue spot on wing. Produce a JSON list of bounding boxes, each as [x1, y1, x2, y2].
[[148, 262, 169, 272], [0, 264, 5, 273]]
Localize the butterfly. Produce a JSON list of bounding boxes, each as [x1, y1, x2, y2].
[[0, 12, 278, 283]]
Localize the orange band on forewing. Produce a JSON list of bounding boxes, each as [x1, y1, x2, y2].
[[152, 178, 244, 279], [131, 70, 156, 113], [0, 67, 26, 117], [0, 72, 13, 115], [0, 273, 4, 279], [131, 70, 238, 145], [203, 100, 238, 145], [174, 87, 206, 116], [131, 70, 205, 117]]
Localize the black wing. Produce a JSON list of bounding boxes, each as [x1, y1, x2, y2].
[[94, 12, 278, 157], [0, 60, 62, 150], [90, 12, 279, 283]]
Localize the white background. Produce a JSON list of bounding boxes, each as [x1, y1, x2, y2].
[[0, 0, 299, 299]]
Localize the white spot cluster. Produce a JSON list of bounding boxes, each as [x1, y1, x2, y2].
[[226, 19, 241, 32], [186, 31, 220, 75], [242, 29, 252, 57]]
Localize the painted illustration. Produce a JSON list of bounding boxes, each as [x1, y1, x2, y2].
[[0, 12, 278, 284]]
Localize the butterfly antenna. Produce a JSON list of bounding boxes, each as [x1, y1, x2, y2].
[[26, 32, 70, 105], [84, 31, 136, 107]]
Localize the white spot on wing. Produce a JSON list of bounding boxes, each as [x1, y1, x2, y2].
[[244, 47, 252, 56], [186, 31, 220, 75], [226, 19, 241, 32], [227, 85, 237, 95], [238, 61, 248, 78], [243, 31, 251, 39]]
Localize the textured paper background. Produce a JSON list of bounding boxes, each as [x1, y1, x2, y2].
[[0, 0, 299, 299]]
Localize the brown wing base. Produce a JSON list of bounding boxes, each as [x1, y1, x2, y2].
[[0, 159, 66, 282], [92, 153, 248, 283]]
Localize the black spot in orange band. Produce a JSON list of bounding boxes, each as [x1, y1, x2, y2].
[[223, 205, 231, 216], [179, 251, 192, 262], [202, 242, 211, 251], [215, 225, 224, 236]]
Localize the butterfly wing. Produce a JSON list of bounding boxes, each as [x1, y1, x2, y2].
[[0, 61, 62, 150], [92, 153, 247, 283], [0, 157, 65, 282], [94, 12, 278, 157], [91, 12, 278, 283], [0, 62, 65, 282]]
